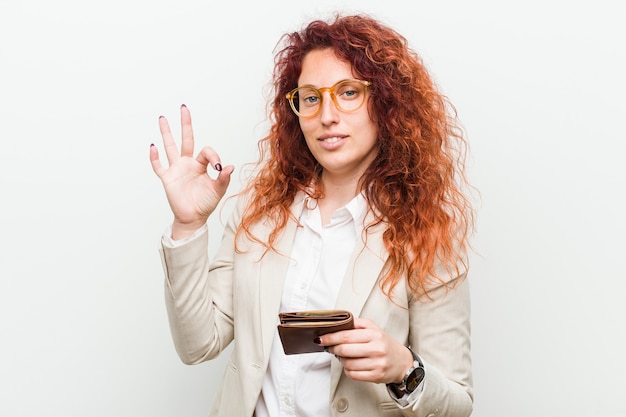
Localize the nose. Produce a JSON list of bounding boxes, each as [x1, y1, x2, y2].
[[318, 91, 339, 125]]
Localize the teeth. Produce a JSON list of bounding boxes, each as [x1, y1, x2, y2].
[[322, 137, 342, 143]]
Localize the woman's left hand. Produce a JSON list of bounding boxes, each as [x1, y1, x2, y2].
[[319, 318, 414, 384]]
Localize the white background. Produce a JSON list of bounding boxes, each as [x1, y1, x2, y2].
[[1, 1, 624, 416]]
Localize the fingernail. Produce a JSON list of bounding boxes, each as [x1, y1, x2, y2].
[[215, 163, 223, 172], [313, 337, 321, 345], [181, 103, 187, 108], [159, 115, 164, 119], [150, 143, 155, 147]]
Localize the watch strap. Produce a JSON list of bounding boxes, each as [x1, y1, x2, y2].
[[386, 347, 425, 407]]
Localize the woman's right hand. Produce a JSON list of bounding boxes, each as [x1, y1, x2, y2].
[[149, 104, 234, 240]]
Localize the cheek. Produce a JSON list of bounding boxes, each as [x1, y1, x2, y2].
[[298, 120, 316, 145], [362, 119, 379, 146], [359, 106, 378, 134]]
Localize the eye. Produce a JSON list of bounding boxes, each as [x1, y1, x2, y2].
[[336, 82, 363, 100], [299, 88, 320, 106], [303, 95, 320, 105]]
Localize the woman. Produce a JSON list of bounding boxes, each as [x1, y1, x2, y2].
[[150, 13, 474, 417]]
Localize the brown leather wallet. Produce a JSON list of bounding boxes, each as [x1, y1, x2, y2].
[[277, 310, 354, 355]]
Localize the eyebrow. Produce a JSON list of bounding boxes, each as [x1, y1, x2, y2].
[[296, 79, 353, 89]]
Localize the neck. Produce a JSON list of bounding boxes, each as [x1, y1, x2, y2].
[[316, 172, 362, 225]]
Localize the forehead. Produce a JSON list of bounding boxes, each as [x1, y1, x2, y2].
[[298, 48, 356, 87]]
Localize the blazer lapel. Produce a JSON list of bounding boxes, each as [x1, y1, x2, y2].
[[335, 208, 388, 315], [330, 210, 389, 392], [258, 193, 307, 359]]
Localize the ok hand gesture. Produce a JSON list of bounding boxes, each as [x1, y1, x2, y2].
[[149, 105, 234, 240]]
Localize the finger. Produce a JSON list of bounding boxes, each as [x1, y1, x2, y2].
[[180, 104, 194, 157], [207, 165, 235, 196], [196, 146, 234, 194], [318, 328, 371, 347], [213, 164, 234, 195], [149, 143, 166, 177], [339, 356, 372, 372], [195, 146, 221, 171], [158, 115, 180, 164], [343, 369, 380, 383], [331, 341, 372, 360], [353, 317, 376, 329]]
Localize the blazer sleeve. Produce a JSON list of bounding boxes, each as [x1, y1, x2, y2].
[[407, 269, 473, 417], [158, 198, 243, 365]]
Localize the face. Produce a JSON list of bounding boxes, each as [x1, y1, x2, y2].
[[297, 48, 379, 183]]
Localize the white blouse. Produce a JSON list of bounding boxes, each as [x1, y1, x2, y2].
[[254, 194, 366, 417]]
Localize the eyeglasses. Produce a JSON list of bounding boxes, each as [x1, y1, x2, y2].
[[285, 79, 371, 118]]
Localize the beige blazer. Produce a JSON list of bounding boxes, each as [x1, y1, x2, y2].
[[159, 192, 473, 417]]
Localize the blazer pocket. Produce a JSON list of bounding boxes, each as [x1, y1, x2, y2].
[[227, 360, 239, 374], [379, 400, 404, 414]]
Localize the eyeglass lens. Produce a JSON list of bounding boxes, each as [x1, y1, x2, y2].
[[291, 80, 367, 116]]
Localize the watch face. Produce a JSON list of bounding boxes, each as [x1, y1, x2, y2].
[[406, 367, 425, 393]]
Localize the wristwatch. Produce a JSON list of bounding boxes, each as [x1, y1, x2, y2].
[[386, 348, 425, 406]]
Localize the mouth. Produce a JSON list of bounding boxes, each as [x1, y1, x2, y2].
[[316, 135, 347, 150], [319, 136, 344, 143]]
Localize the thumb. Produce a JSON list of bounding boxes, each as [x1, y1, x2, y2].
[[213, 164, 234, 196]]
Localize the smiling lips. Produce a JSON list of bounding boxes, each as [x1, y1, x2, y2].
[[321, 136, 344, 143], [318, 135, 346, 150]]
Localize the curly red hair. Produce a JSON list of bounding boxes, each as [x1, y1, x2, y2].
[[235, 13, 474, 298]]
